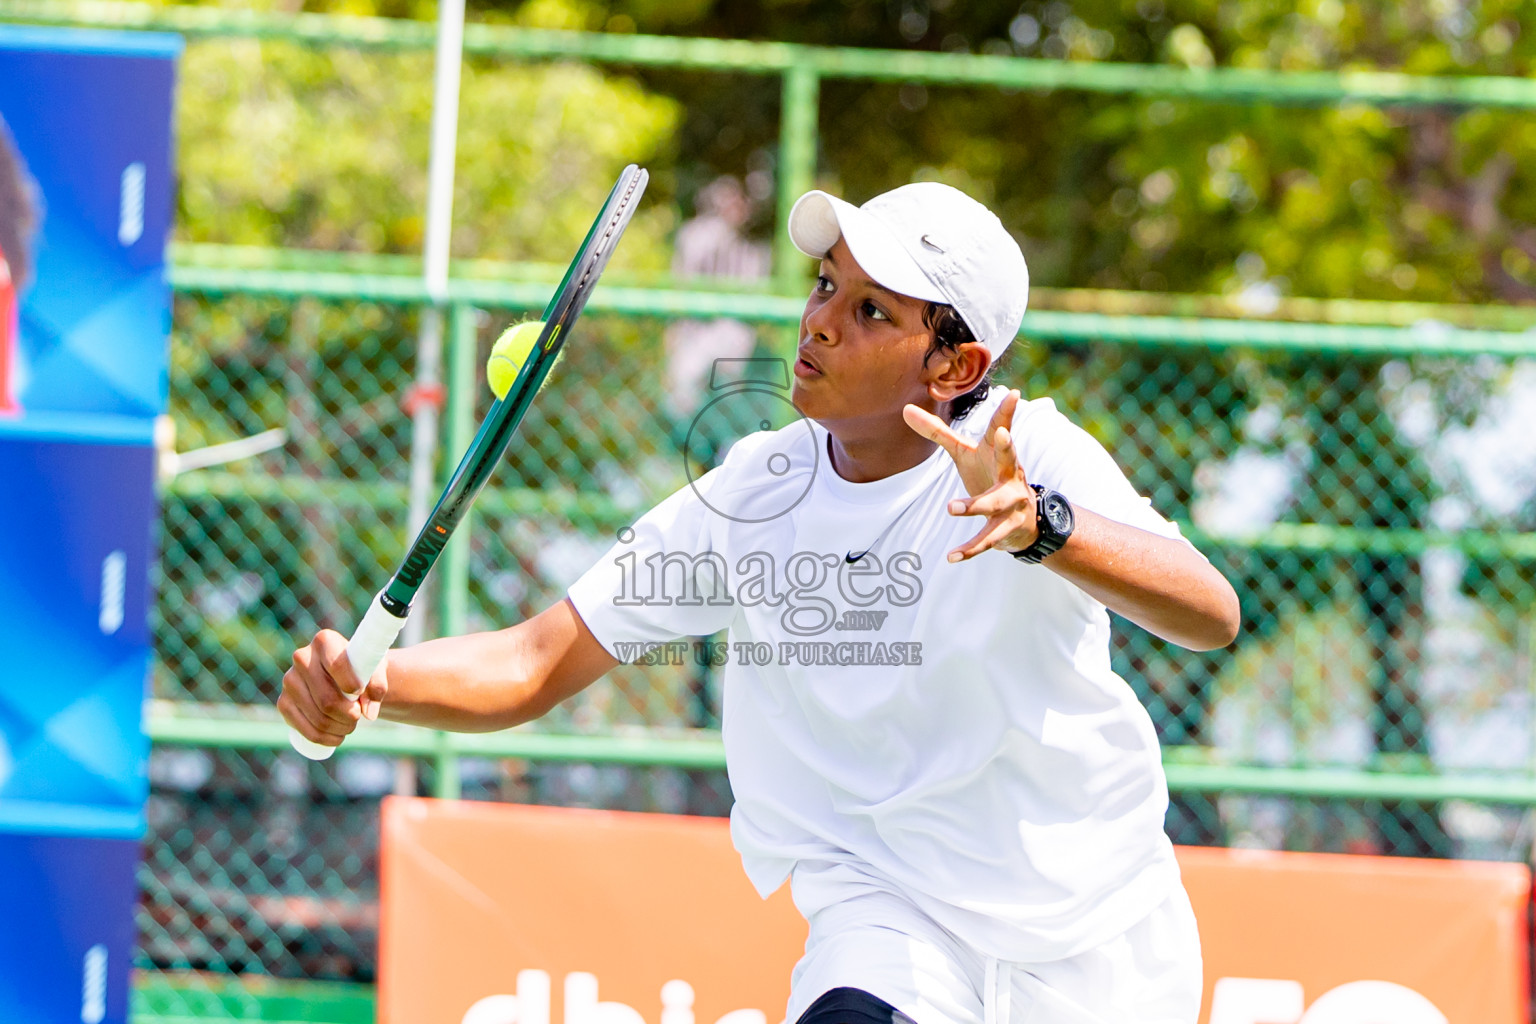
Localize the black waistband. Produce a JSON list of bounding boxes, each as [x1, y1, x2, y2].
[[796, 987, 906, 1024]]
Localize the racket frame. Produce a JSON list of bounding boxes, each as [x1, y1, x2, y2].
[[287, 164, 649, 760]]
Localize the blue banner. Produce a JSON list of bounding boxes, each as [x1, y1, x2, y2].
[[0, 831, 140, 1024], [0, 26, 180, 423], [0, 29, 177, 1022], [0, 435, 154, 839]]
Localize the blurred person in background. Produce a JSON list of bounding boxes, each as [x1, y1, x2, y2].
[[664, 175, 771, 425], [663, 176, 775, 738]]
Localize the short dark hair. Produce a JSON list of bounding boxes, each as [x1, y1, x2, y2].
[[922, 303, 991, 422], [0, 115, 36, 286]]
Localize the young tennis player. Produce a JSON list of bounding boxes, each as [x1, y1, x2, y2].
[[282, 182, 1240, 1023]]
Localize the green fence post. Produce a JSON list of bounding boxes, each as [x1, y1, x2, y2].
[[434, 728, 461, 800], [439, 301, 478, 639], [432, 301, 477, 800], [774, 60, 820, 290]]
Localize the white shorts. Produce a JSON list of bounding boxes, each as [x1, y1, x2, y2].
[[783, 875, 1202, 1024]]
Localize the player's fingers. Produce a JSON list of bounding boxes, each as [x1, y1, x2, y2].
[[902, 404, 973, 459], [290, 642, 340, 722], [277, 690, 332, 747], [302, 631, 366, 725], [313, 628, 366, 702], [287, 648, 358, 732], [987, 387, 1016, 439], [949, 481, 1029, 519], [361, 658, 389, 722], [279, 667, 349, 744], [280, 684, 345, 744], [992, 424, 1021, 482], [948, 513, 1028, 563], [276, 675, 313, 736]]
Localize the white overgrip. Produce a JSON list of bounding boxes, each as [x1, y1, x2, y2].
[[288, 592, 411, 761]]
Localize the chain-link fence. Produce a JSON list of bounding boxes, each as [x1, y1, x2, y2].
[[142, 279, 1536, 1002]]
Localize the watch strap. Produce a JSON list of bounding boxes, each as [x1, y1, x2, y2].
[[1012, 485, 1072, 564]]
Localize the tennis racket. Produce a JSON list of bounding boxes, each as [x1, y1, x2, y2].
[[288, 164, 649, 760]]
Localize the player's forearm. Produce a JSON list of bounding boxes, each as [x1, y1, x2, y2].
[[378, 599, 618, 731], [374, 629, 533, 731], [1047, 506, 1241, 651]]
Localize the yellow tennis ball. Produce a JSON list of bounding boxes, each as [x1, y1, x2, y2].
[[487, 320, 546, 400]]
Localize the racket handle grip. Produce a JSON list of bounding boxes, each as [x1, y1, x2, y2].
[[288, 592, 411, 761]]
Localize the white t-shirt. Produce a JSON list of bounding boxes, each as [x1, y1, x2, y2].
[[567, 388, 1190, 962]]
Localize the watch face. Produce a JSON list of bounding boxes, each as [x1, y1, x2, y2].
[[1043, 493, 1073, 534]]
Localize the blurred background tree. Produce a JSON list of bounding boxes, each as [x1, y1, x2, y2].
[[583, 0, 1536, 305], [160, 0, 1536, 308], [168, 0, 681, 270]]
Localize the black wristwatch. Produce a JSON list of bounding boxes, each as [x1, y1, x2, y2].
[[1012, 485, 1074, 564]]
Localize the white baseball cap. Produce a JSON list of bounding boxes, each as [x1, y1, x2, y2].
[[788, 182, 1029, 359]]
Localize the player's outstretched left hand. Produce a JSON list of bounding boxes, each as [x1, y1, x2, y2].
[[902, 389, 1040, 563]]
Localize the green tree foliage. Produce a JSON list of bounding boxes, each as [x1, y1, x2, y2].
[[169, 0, 680, 268], [560, 0, 1536, 307], [160, 0, 1536, 307]]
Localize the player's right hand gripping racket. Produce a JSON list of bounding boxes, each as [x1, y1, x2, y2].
[[287, 164, 649, 760]]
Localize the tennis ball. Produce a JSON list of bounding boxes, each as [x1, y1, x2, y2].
[[487, 320, 546, 400]]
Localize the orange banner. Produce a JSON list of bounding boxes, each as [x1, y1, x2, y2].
[[379, 797, 807, 1024], [1183, 845, 1528, 1024], [379, 798, 1529, 1024]]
